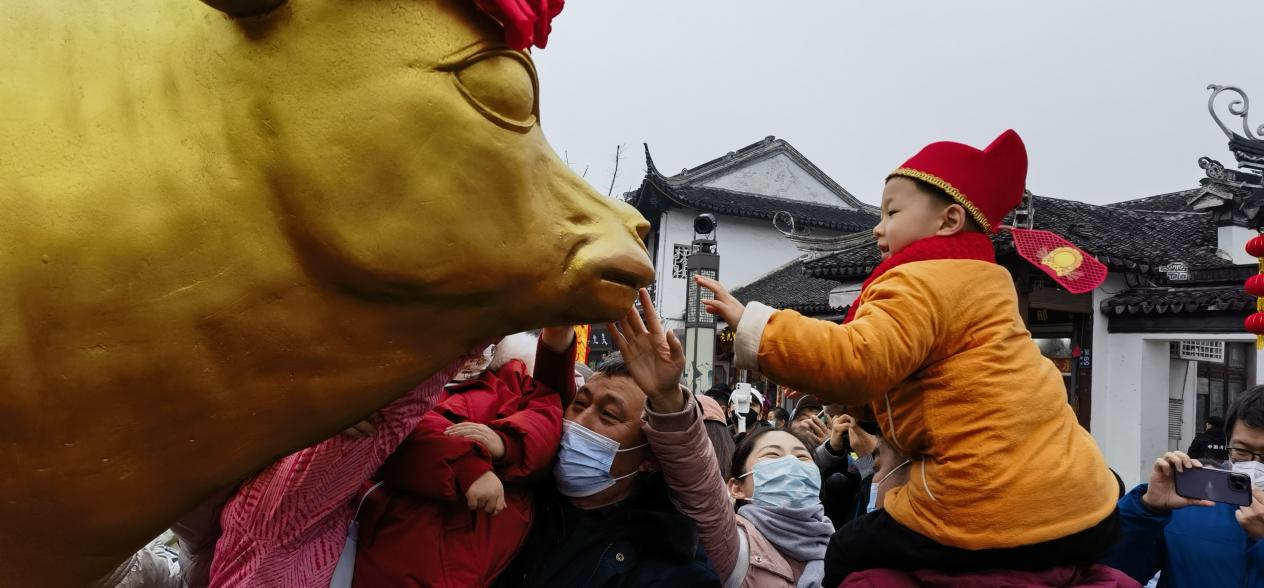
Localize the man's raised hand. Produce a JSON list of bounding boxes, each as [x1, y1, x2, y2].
[[608, 288, 686, 413]]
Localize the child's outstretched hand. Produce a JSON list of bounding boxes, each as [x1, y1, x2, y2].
[[465, 470, 506, 515], [695, 275, 745, 326]]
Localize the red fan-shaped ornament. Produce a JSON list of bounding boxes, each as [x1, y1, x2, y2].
[[1009, 228, 1108, 294]]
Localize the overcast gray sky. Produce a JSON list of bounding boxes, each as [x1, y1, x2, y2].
[[533, 0, 1264, 207]]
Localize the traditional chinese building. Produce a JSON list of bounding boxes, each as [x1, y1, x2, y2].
[[622, 136, 879, 384]]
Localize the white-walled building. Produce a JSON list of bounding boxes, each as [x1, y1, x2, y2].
[[621, 136, 878, 381], [1089, 167, 1262, 486]]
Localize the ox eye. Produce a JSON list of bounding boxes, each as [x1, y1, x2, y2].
[[447, 51, 538, 132]]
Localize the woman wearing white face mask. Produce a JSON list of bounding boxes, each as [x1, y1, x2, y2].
[[610, 289, 834, 588]]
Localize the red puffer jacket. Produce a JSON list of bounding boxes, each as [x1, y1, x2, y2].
[[352, 339, 573, 588]]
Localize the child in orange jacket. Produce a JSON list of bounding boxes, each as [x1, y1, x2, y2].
[[698, 131, 1119, 584]]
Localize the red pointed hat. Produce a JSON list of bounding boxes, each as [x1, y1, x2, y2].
[[888, 130, 1027, 234]]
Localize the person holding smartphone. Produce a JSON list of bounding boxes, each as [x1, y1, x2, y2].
[[1102, 386, 1264, 587], [789, 396, 829, 446]]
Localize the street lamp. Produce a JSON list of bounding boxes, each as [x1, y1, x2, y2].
[[684, 213, 719, 394]]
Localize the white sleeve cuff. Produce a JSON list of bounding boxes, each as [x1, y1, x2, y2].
[[734, 301, 776, 371]]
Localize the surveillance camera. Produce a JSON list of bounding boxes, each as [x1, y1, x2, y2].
[[693, 213, 717, 235]]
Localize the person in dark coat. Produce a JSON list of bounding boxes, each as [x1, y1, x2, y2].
[[495, 354, 719, 588], [1187, 415, 1228, 463]]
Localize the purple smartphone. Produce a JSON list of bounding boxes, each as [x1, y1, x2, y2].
[[1174, 467, 1253, 507]]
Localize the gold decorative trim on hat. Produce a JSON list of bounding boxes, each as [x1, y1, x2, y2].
[[889, 167, 992, 233]]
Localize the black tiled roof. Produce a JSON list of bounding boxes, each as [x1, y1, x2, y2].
[[665, 185, 877, 232], [998, 196, 1227, 271], [801, 235, 881, 279], [628, 147, 879, 233], [731, 260, 842, 315], [1112, 179, 1257, 214], [1101, 285, 1255, 316], [1110, 189, 1201, 212], [802, 195, 1230, 279], [1102, 264, 1256, 317]]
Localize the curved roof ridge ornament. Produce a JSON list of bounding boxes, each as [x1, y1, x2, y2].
[[1208, 84, 1264, 141], [773, 210, 798, 236], [642, 143, 663, 178], [1198, 156, 1231, 181]]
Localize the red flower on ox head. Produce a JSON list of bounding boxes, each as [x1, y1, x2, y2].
[[475, 0, 565, 50]]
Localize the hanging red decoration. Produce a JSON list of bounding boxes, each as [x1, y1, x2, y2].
[[1246, 234, 1264, 258], [1247, 233, 1264, 349], [1246, 312, 1264, 334], [1010, 227, 1109, 294]]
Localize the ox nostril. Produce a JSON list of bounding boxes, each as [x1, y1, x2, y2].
[[599, 251, 655, 289], [631, 217, 651, 240]]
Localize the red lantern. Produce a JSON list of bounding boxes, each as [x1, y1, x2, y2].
[[1248, 232, 1264, 348], [1247, 313, 1264, 334], [1248, 234, 1264, 258], [1246, 275, 1264, 297]]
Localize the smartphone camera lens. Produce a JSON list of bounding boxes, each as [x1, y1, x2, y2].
[[1230, 473, 1250, 491]]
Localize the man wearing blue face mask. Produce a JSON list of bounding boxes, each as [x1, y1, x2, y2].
[[1102, 385, 1264, 587], [859, 436, 911, 518], [495, 346, 720, 587]]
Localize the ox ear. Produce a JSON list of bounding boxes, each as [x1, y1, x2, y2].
[[200, 0, 288, 17]]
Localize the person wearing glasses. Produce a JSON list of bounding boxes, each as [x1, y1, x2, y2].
[[1102, 386, 1264, 587]]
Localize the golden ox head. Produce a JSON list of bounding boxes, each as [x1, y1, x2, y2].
[[203, 0, 653, 329]]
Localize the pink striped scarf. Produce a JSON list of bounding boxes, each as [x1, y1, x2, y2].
[[209, 357, 468, 587]]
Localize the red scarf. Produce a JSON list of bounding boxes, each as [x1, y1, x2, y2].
[[842, 233, 996, 324]]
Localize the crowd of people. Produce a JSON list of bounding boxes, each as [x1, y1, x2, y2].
[[105, 130, 1264, 587], [107, 299, 1264, 588]]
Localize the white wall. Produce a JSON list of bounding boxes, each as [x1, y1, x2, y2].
[[1218, 225, 1257, 264], [1090, 332, 1167, 489], [699, 153, 853, 207], [653, 207, 840, 328], [1170, 359, 1198, 451], [1090, 324, 1260, 487]]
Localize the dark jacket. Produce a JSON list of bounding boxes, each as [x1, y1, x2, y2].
[[494, 475, 720, 588], [1187, 427, 1229, 462], [1101, 484, 1264, 587]]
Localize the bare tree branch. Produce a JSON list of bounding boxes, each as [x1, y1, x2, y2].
[[564, 150, 591, 179], [607, 144, 625, 197]]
